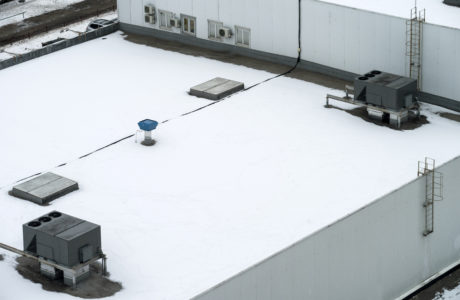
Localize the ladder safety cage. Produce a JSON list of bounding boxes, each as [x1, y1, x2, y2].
[[406, 5, 426, 90], [417, 157, 443, 236]]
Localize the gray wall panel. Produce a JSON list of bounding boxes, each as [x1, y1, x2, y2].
[[117, 0, 132, 24], [301, 0, 407, 77], [301, 0, 460, 103], [119, 23, 298, 67], [120, 0, 299, 58], [193, 156, 460, 300], [422, 24, 460, 101], [119, 0, 460, 105]]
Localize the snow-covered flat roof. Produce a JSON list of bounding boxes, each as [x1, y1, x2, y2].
[[1, 32, 460, 299], [320, 0, 460, 29]]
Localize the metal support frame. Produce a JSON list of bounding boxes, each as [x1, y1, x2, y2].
[[417, 157, 443, 236], [101, 253, 107, 276], [0, 242, 107, 288], [344, 85, 354, 99], [326, 89, 420, 128]]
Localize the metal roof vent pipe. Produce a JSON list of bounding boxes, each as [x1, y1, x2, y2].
[[136, 119, 158, 146]]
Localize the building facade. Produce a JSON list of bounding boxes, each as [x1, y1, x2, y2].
[[118, 0, 460, 111], [117, 1, 460, 299], [192, 156, 460, 300]]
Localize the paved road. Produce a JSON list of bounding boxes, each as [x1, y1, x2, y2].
[[0, 0, 116, 46], [406, 266, 460, 300]]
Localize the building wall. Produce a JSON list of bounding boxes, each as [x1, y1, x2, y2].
[[118, 0, 299, 59], [422, 24, 460, 102], [117, 2, 460, 298], [301, 1, 408, 78], [301, 0, 460, 106], [118, 0, 460, 105], [192, 156, 460, 300]]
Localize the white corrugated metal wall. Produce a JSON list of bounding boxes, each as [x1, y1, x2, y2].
[[116, 2, 460, 298], [118, 0, 460, 102], [422, 24, 460, 101], [301, 0, 460, 103], [118, 0, 299, 59], [301, 1, 408, 77], [193, 156, 460, 300]]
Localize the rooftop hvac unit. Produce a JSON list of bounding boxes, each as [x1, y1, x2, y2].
[[23, 211, 103, 286], [145, 14, 156, 24], [353, 70, 417, 111], [23, 211, 101, 268], [144, 4, 155, 15], [170, 17, 180, 28], [443, 0, 460, 7], [219, 27, 232, 38]]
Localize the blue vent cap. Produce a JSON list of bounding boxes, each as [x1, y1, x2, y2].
[[138, 119, 158, 131]]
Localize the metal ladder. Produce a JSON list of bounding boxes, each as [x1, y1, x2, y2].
[[417, 157, 443, 236], [406, 5, 425, 90]]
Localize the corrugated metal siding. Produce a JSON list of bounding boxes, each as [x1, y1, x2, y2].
[[119, 0, 299, 58], [301, 1, 407, 77], [118, 0, 460, 102], [193, 156, 460, 300], [422, 24, 460, 101], [117, 0, 132, 24]]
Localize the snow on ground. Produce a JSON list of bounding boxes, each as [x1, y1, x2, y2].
[[0, 51, 12, 59], [1, 32, 460, 299], [0, 0, 84, 27], [320, 0, 460, 29], [435, 285, 460, 299], [0, 11, 117, 56]]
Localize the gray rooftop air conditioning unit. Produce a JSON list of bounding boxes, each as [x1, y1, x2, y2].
[[353, 70, 417, 111], [219, 27, 232, 38], [144, 4, 156, 24], [144, 4, 155, 14], [23, 211, 103, 286], [170, 17, 180, 28], [145, 14, 156, 24], [23, 211, 101, 267], [444, 0, 460, 6]]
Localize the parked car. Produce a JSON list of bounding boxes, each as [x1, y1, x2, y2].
[[86, 19, 115, 32]]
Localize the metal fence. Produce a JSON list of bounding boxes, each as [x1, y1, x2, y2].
[[0, 22, 119, 71]]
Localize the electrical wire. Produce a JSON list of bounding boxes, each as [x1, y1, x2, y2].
[[0, 1, 304, 190]]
